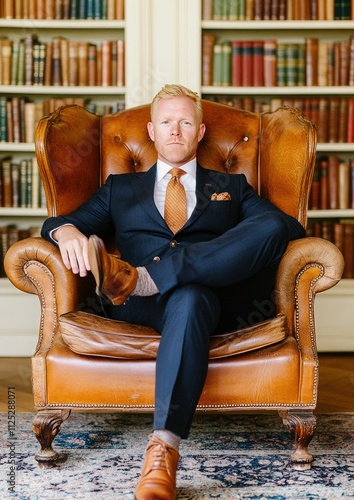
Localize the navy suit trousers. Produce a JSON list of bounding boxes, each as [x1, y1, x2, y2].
[[98, 212, 289, 438]]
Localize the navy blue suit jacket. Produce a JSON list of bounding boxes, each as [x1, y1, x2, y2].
[[41, 164, 305, 293]]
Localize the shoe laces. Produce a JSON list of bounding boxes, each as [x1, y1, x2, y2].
[[148, 436, 172, 472]]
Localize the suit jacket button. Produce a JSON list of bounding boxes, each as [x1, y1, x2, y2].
[[153, 256, 160, 262], [170, 240, 177, 248]]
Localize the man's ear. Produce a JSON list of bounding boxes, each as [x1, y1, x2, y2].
[[147, 122, 154, 141], [198, 123, 206, 142]]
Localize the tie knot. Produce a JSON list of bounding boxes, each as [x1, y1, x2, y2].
[[169, 168, 186, 179]]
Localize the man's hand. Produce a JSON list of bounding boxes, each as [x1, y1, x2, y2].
[[52, 225, 91, 277]]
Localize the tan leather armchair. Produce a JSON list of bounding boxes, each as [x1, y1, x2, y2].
[[5, 102, 344, 471]]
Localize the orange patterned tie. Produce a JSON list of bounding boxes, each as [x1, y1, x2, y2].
[[164, 168, 187, 233]]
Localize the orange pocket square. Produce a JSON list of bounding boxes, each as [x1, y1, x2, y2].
[[211, 192, 231, 201]]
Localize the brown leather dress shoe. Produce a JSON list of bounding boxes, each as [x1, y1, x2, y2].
[[135, 434, 180, 500], [88, 234, 138, 306]]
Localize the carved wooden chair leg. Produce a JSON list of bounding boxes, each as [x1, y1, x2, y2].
[[32, 409, 71, 468], [279, 410, 317, 471]]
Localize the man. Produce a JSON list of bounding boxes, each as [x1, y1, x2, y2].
[[41, 84, 306, 499]]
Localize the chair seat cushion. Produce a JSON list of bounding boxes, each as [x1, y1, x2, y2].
[[59, 311, 288, 360]]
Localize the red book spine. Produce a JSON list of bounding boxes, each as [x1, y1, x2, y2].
[[253, 40, 264, 86], [231, 41, 242, 86], [350, 159, 354, 208], [347, 99, 354, 142], [241, 41, 253, 86]]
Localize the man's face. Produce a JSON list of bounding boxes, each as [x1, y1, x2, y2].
[[147, 96, 206, 168]]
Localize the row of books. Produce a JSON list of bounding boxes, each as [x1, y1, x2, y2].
[[1, 0, 124, 20], [202, 0, 354, 20], [0, 157, 46, 209], [202, 35, 354, 87], [0, 35, 125, 87], [205, 95, 354, 143], [0, 96, 125, 144], [309, 156, 354, 210], [307, 220, 354, 278], [0, 224, 41, 278]]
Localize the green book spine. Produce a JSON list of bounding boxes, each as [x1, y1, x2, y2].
[[276, 43, 287, 86], [94, 0, 103, 19], [86, 0, 94, 19], [221, 41, 232, 85], [239, 0, 246, 20], [213, 0, 223, 20], [297, 44, 306, 86], [102, 0, 108, 19], [70, 0, 78, 19], [228, 0, 238, 20], [0, 97, 8, 142], [10, 40, 19, 86], [19, 159, 27, 208], [26, 159, 32, 208], [17, 39, 25, 86], [286, 44, 299, 86]]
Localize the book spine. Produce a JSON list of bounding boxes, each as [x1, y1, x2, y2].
[[231, 41, 242, 86], [339, 160, 350, 209], [221, 41, 231, 86], [276, 43, 287, 86], [0, 97, 8, 142], [328, 155, 340, 209], [241, 40, 253, 86], [202, 0, 213, 20], [320, 158, 329, 209], [253, 40, 264, 86], [305, 38, 319, 86], [202, 34, 215, 86], [263, 39, 277, 86], [101, 40, 112, 86], [1, 158, 12, 207], [117, 40, 124, 87]]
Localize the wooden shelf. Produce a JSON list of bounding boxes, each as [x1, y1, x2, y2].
[[0, 19, 125, 29], [202, 86, 354, 95], [201, 20, 354, 30], [0, 143, 35, 152], [0, 208, 47, 217], [308, 209, 354, 218], [0, 85, 126, 95]]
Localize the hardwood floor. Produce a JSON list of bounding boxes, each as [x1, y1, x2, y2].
[[0, 354, 353, 413]]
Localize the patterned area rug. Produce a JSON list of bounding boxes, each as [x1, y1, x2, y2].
[[0, 412, 353, 499]]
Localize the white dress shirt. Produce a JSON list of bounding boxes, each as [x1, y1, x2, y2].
[[50, 159, 198, 242], [154, 159, 197, 220]]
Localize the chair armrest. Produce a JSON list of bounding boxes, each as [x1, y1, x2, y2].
[[275, 236, 344, 349], [4, 237, 93, 354]]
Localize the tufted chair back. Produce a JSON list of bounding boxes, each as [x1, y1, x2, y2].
[[36, 101, 316, 228]]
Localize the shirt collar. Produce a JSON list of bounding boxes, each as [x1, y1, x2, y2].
[[155, 158, 197, 184]]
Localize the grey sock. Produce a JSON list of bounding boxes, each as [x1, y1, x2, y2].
[[131, 267, 159, 296], [153, 429, 181, 452]]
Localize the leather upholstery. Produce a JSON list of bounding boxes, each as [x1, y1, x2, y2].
[[59, 311, 288, 360], [5, 102, 344, 416]]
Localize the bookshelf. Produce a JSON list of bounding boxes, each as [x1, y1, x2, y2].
[[0, 0, 353, 353], [0, 0, 156, 355], [200, 3, 354, 351]]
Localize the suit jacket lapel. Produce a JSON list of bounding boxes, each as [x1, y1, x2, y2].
[[130, 164, 167, 229], [185, 165, 221, 227]]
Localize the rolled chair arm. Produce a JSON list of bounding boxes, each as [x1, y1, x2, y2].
[[4, 237, 93, 353], [275, 236, 344, 353]]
